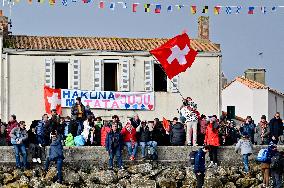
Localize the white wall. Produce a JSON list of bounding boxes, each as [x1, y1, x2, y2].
[[268, 92, 284, 120], [2, 52, 221, 124], [222, 81, 254, 119], [252, 89, 268, 123]]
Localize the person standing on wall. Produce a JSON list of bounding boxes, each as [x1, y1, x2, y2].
[[194, 145, 210, 188], [255, 115, 270, 145], [71, 97, 86, 136], [269, 112, 283, 144], [240, 116, 256, 144], [204, 116, 220, 168], [105, 122, 123, 170], [170, 117, 186, 146], [10, 121, 28, 170]]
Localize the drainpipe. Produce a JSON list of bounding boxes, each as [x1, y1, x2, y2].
[[0, 37, 2, 119], [4, 52, 8, 122], [217, 55, 222, 117]]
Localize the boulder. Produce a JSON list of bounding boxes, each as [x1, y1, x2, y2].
[[45, 167, 57, 182], [156, 176, 176, 188], [46, 182, 70, 188], [235, 177, 258, 188], [19, 175, 29, 186], [30, 177, 45, 188], [127, 163, 153, 175], [203, 177, 223, 188], [118, 178, 130, 187], [224, 182, 236, 188], [117, 169, 130, 179], [127, 179, 156, 188], [3, 173, 14, 185], [63, 171, 81, 185], [89, 170, 117, 185]]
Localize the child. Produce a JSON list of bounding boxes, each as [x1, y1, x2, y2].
[[235, 134, 253, 173]]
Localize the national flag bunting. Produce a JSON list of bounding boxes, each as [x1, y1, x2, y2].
[[248, 6, 254, 14], [27, 0, 32, 4], [155, 4, 161, 13], [110, 2, 115, 10], [150, 33, 198, 79], [44, 86, 62, 115], [202, 6, 208, 14], [190, 5, 196, 14], [117, 2, 127, 9], [175, 5, 184, 10], [272, 6, 277, 12], [49, 0, 55, 5], [99, 1, 104, 9], [132, 3, 139, 12], [261, 6, 266, 14], [167, 5, 173, 12], [162, 117, 170, 132], [144, 4, 150, 12], [236, 6, 242, 14], [226, 6, 232, 14], [214, 6, 221, 15]]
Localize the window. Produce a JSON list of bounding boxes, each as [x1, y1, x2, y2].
[[104, 62, 118, 91], [154, 64, 167, 92], [55, 62, 68, 89]]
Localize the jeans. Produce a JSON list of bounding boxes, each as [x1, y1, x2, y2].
[[76, 120, 84, 136], [196, 173, 205, 188], [186, 121, 197, 145], [242, 154, 249, 172], [29, 143, 42, 159], [209, 145, 218, 164], [13, 144, 27, 168], [45, 157, 63, 183], [125, 142, 138, 157], [37, 135, 44, 145], [108, 147, 123, 168], [271, 170, 283, 188]]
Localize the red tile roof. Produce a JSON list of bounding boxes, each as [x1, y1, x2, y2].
[[4, 35, 221, 52], [224, 76, 284, 97]]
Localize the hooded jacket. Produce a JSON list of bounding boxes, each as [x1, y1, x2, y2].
[[6, 120, 19, 143], [235, 138, 253, 155], [269, 117, 283, 138], [10, 127, 28, 145], [205, 123, 220, 146], [121, 126, 137, 143], [170, 123, 186, 145], [49, 136, 64, 160]]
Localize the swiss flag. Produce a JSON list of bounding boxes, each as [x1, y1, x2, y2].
[[44, 86, 62, 115], [162, 117, 170, 132], [150, 33, 197, 79]]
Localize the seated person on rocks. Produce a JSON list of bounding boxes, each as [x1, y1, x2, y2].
[[44, 130, 64, 184], [121, 120, 138, 161], [105, 122, 123, 170], [169, 117, 186, 146], [10, 121, 28, 170], [28, 124, 42, 164]]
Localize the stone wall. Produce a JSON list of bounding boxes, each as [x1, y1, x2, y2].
[[1, 146, 283, 166]]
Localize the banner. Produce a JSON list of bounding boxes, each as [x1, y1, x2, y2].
[[61, 89, 155, 110]]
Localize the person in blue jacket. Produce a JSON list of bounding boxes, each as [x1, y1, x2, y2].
[[44, 130, 64, 184], [105, 122, 123, 170], [194, 145, 210, 188]]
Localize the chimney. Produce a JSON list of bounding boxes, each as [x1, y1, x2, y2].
[[244, 68, 266, 85], [0, 10, 10, 39], [198, 16, 209, 41]]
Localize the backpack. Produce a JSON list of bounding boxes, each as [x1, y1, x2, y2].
[[74, 135, 86, 146], [190, 151, 197, 165], [256, 149, 269, 162], [270, 154, 282, 169], [65, 133, 75, 146], [147, 146, 158, 160]]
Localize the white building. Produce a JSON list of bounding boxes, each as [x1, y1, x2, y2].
[[0, 15, 222, 124], [222, 76, 284, 123]]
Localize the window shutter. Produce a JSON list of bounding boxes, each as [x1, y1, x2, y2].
[[72, 59, 81, 90], [120, 59, 130, 91], [144, 60, 153, 91], [167, 76, 179, 93], [45, 58, 54, 88], [94, 59, 102, 91]]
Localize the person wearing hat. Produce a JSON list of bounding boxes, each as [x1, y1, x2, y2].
[[10, 121, 28, 169], [136, 121, 150, 160], [71, 97, 86, 136], [235, 133, 253, 174], [240, 116, 256, 143], [121, 120, 138, 161], [255, 115, 270, 145]]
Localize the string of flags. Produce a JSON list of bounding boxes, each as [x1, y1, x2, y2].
[[3, 0, 284, 15]]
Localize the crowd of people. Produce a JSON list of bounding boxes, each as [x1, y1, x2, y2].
[[0, 97, 283, 186]]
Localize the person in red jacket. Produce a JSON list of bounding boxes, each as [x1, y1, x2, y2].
[[101, 122, 111, 146], [121, 120, 138, 161], [6, 115, 19, 146], [204, 116, 220, 168]]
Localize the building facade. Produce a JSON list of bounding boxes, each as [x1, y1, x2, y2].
[[0, 15, 222, 124]]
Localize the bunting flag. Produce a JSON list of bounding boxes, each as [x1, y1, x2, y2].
[[175, 5, 184, 10], [236, 6, 242, 14], [155, 4, 161, 13], [272, 6, 277, 12], [62, 0, 67, 5], [27, 0, 32, 4], [248, 6, 254, 14], [167, 5, 173, 12], [110, 2, 115, 10], [261, 6, 266, 14], [82, 0, 90, 4], [202, 6, 208, 14], [226, 6, 232, 14], [190, 5, 196, 14], [49, 0, 55, 5], [214, 6, 221, 15], [162, 117, 170, 132], [132, 3, 139, 12], [144, 3, 150, 12], [99, 1, 104, 9], [117, 1, 126, 9]]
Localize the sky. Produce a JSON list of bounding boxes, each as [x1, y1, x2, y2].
[[2, 0, 284, 92]]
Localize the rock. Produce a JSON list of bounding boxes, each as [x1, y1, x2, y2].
[[3, 181, 20, 188], [19, 175, 29, 186], [23, 170, 33, 178], [78, 170, 88, 182], [217, 167, 227, 176], [127, 179, 157, 188], [45, 167, 57, 182], [117, 169, 130, 179], [224, 182, 236, 188], [30, 177, 45, 188], [236, 177, 258, 188], [157, 167, 185, 180], [3, 173, 14, 185], [89, 170, 117, 185], [130, 174, 149, 184], [46, 182, 69, 188], [156, 176, 176, 188], [63, 171, 81, 185], [203, 177, 223, 188], [118, 178, 130, 187], [12, 169, 22, 179], [127, 163, 153, 175], [182, 167, 196, 187], [228, 174, 241, 182]]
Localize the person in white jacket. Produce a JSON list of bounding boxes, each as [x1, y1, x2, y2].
[[235, 134, 253, 174], [81, 116, 94, 142]]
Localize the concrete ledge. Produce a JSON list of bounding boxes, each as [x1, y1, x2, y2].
[[1, 146, 283, 166]]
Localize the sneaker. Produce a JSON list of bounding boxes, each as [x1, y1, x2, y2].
[[187, 143, 192, 146], [108, 166, 113, 170], [193, 143, 198, 147], [119, 166, 124, 170], [208, 161, 214, 168], [37, 158, 42, 164], [213, 163, 218, 168], [130, 155, 135, 161], [32, 158, 37, 163], [39, 144, 42, 148], [141, 157, 146, 161]]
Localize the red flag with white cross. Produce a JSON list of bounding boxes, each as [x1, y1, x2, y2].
[[150, 33, 197, 79], [44, 86, 62, 115]]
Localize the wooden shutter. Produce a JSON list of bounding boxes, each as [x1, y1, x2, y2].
[[167, 76, 179, 93], [120, 59, 130, 91], [144, 60, 153, 91], [45, 58, 54, 88], [72, 59, 81, 90], [94, 59, 102, 91]]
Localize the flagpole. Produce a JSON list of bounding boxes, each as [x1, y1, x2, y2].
[[151, 57, 185, 100]]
